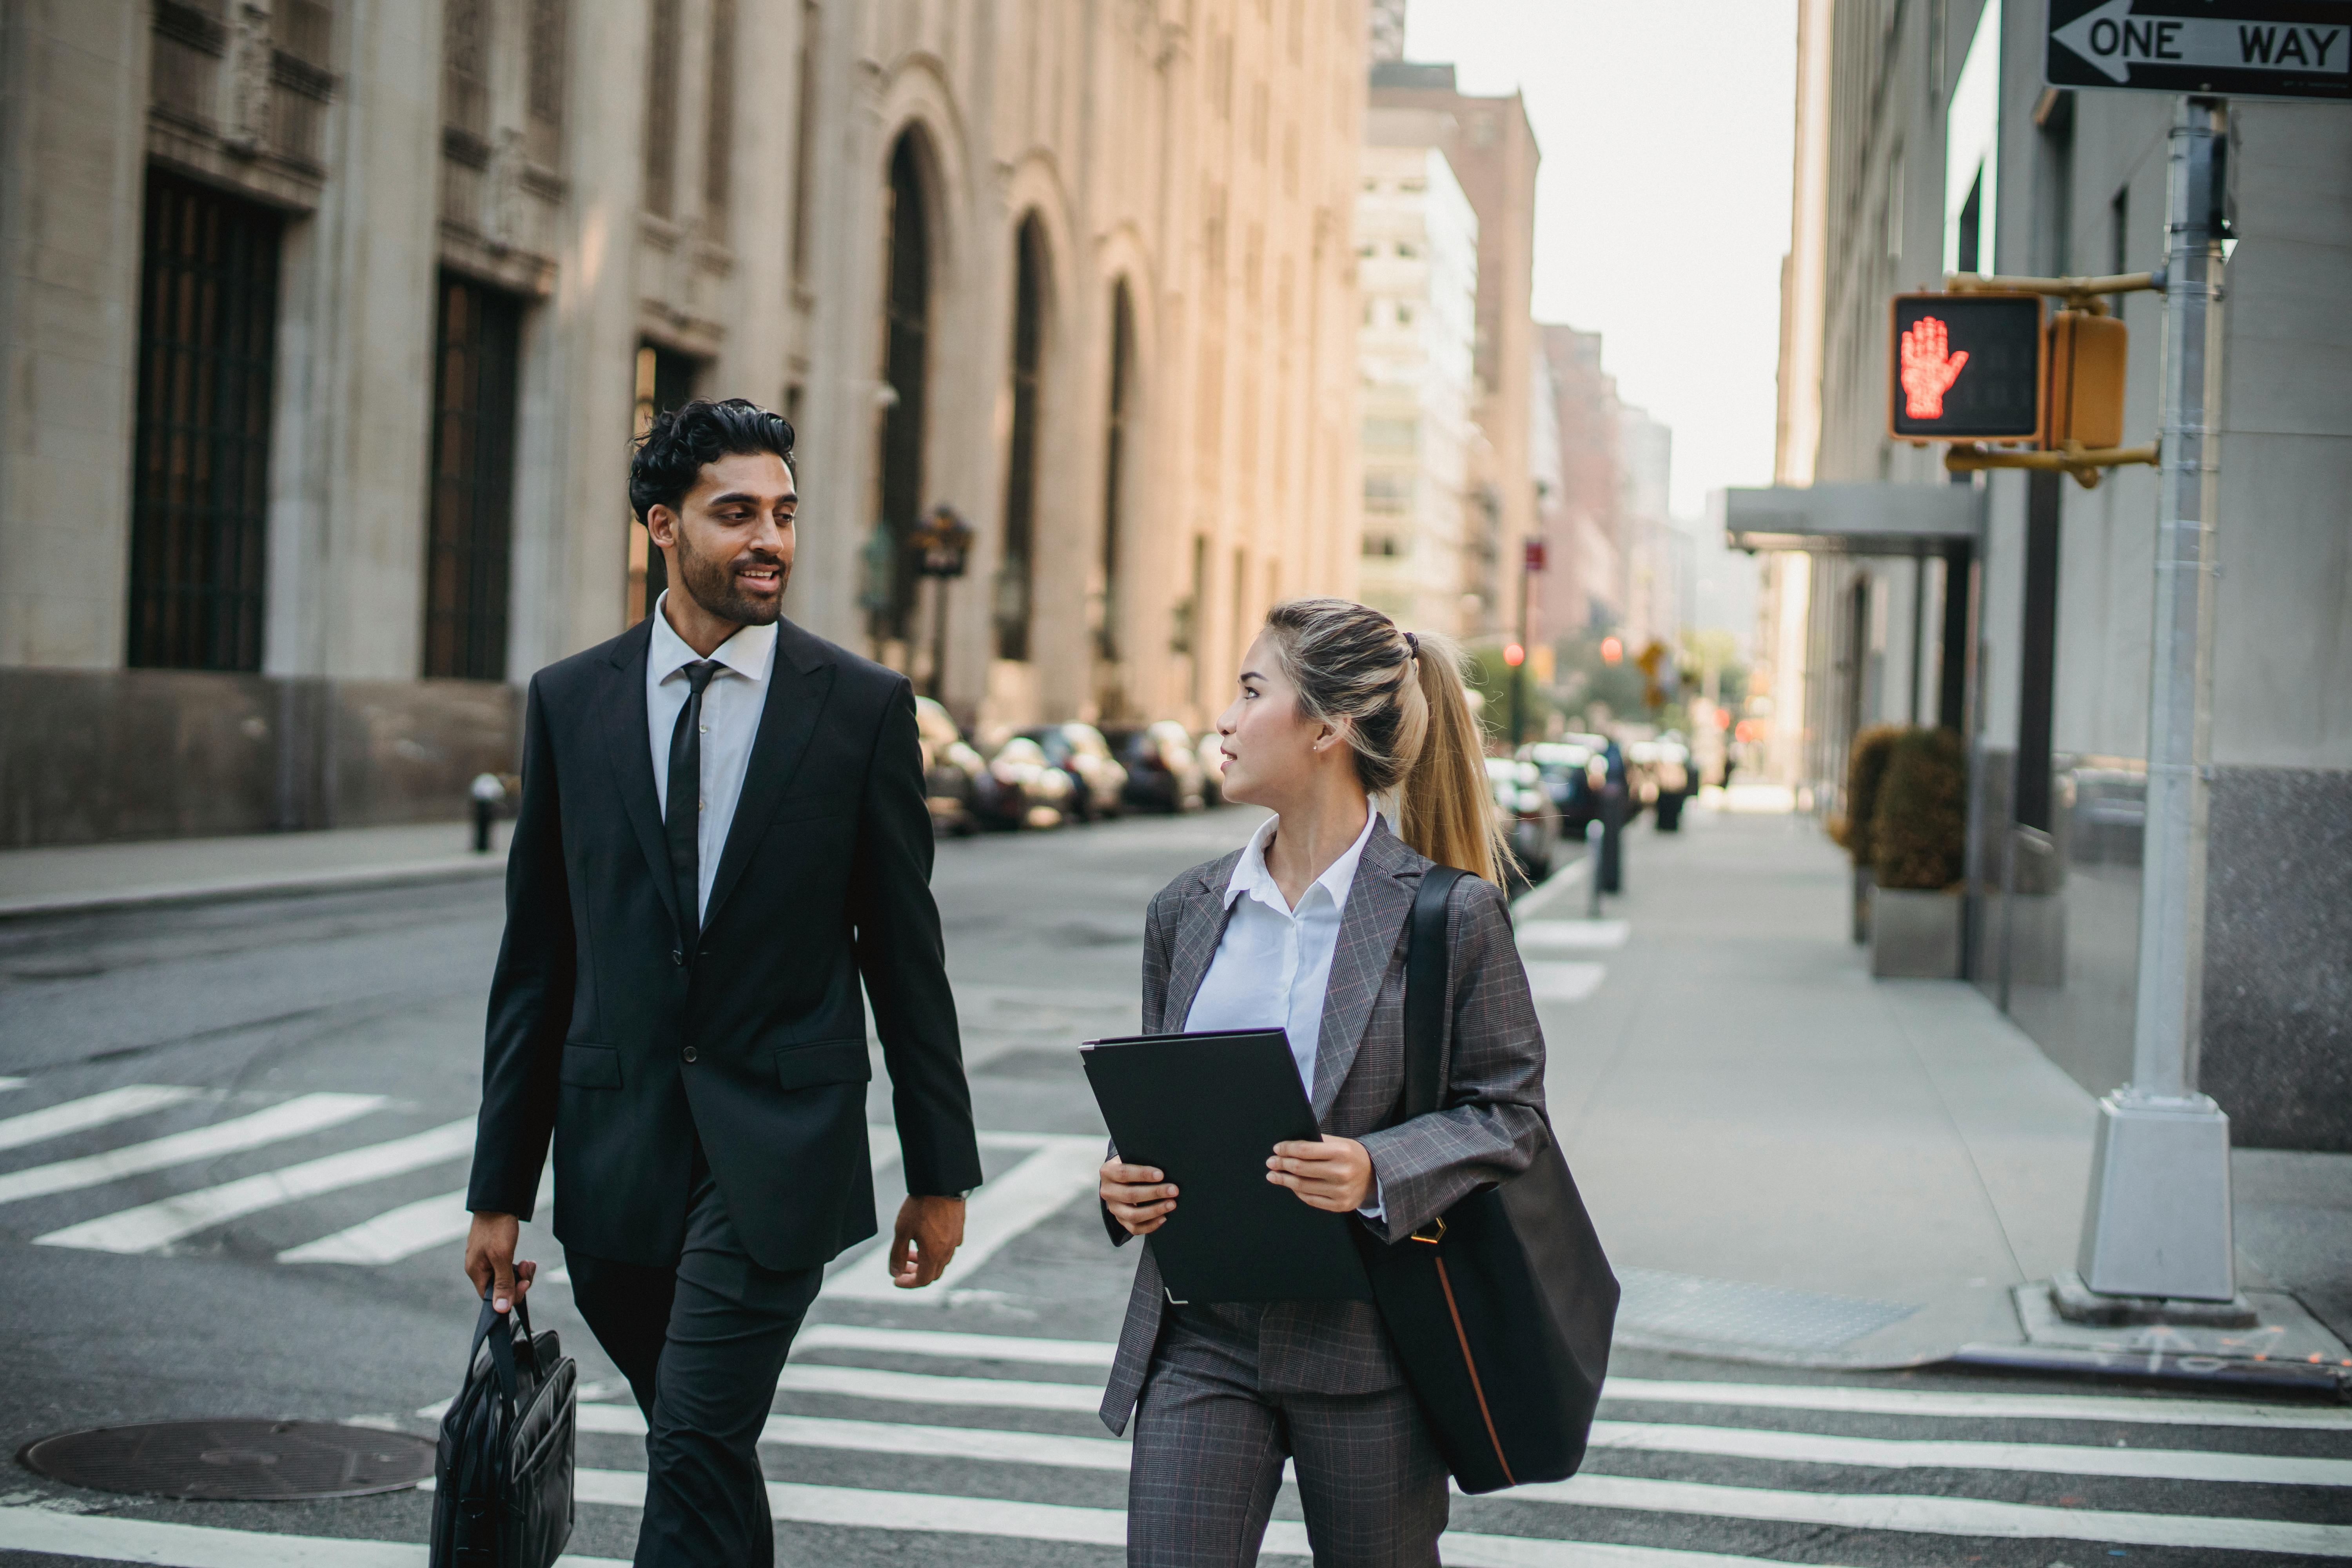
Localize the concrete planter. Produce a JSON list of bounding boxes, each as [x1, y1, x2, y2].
[[1870, 886, 1962, 978]]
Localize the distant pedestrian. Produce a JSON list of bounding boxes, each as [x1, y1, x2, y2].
[[461, 397, 982, 1567], [1098, 597, 1549, 1566]]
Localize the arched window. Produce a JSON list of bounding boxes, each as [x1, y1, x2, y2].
[[1096, 279, 1135, 666], [877, 131, 931, 643], [996, 214, 1047, 662]]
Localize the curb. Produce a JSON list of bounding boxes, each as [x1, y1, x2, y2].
[[0, 855, 508, 924]]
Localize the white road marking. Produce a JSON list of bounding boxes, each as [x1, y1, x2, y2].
[[774, 1361, 1101, 1412], [0, 1505, 626, 1567], [824, 1136, 1103, 1301], [574, 1401, 1132, 1470], [280, 1169, 550, 1266], [1517, 919, 1630, 950], [1606, 1376, 2352, 1432], [1523, 960, 1607, 1002], [1587, 1418, 2352, 1486], [0, 1093, 386, 1205], [0, 1084, 209, 1152], [1511, 1472, 2352, 1556], [797, 1323, 1118, 1367], [36, 1118, 475, 1253], [0, 1077, 26, 1091]]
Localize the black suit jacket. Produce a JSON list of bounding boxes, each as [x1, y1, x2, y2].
[[464, 614, 983, 1272]]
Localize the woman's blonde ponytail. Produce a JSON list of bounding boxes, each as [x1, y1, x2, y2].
[[1261, 599, 1508, 885]]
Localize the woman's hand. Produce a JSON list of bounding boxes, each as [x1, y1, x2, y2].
[[1267, 1137, 1375, 1212], [1102, 1159, 1178, 1236]]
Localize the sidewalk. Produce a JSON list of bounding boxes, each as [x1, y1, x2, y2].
[[1526, 800, 2352, 1387], [0, 820, 509, 920]]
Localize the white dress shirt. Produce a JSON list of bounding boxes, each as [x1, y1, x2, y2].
[[1183, 804, 1387, 1219], [646, 592, 778, 920]]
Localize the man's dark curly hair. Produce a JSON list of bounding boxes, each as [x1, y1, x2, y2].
[[628, 397, 795, 525]]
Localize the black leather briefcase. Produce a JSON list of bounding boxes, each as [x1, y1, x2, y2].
[[1356, 866, 1621, 1495], [429, 1290, 577, 1568]]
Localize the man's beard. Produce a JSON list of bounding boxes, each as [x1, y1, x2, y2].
[[675, 528, 788, 626]]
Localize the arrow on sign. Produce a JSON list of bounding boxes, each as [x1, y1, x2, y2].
[[2054, 0, 2348, 84]]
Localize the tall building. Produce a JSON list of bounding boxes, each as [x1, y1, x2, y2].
[[1354, 141, 1480, 636], [1364, 62, 1539, 642], [1769, 0, 2352, 1151], [0, 0, 1370, 846], [1532, 324, 1623, 644]]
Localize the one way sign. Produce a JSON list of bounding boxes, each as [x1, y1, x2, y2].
[[2045, 0, 2352, 100]]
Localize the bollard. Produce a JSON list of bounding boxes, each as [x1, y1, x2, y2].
[[1584, 818, 1603, 918], [470, 772, 507, 855]]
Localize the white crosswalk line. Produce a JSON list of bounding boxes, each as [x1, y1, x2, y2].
[[0, 1077, 27, 1091], [280, 1168, 550, 1266], [1586, 1418, 2352, 1486], [0, 1083, 208, 1152], [775, 1361, 1101, 1411], [1523, 960, 1607, 1002], [1516, 918, 1630, 950], [557, 1470, 1847, 1566], [36, 1118, 475, 1253], [575, 1401, 1132, 1470], [797, 1322, 1118, 1367], [0, 1505, 627, 1567], [823, 1136, 1103, 1301], [0, 1092, 386, 1205], [1509, 1472, 2352, 1556], [1605, 1376, 2352, 1432]]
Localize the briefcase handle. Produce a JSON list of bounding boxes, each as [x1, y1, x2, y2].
[[467, 1287, 535, 1410]]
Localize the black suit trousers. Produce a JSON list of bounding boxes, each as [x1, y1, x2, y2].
[[567, 1145, 822, 1568]]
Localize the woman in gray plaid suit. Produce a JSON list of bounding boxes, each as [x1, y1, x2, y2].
[[1098, 597, 1550, 1567]]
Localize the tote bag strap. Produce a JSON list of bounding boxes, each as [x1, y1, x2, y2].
[[1402, 865, 1470, 1122]]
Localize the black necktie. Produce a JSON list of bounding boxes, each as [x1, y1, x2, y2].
[[665, 660, 720, 950]]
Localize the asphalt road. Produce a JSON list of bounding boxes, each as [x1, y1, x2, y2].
[[0, 809, 2346, 1567]]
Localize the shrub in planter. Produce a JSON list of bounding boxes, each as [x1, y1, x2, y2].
[[1873, 727, 1967, 890], [1840, 725, 1905, 867]]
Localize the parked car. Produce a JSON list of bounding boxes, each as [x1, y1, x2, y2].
[[973, 735, 1073, 829], [1521, 737, 1604, 838], [1017, 723, 1129, 822], [913, 697, 985, 837], [1104, 720, 1206, 813], [1485, 755, 1558, 895]]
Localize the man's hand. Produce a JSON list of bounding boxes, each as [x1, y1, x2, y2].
[[889, 1194, 965, 1288], [464, 1210, 537, 1313], [1101, 1158, 1178, 1237], [1268, 1137, 1375, 1212]]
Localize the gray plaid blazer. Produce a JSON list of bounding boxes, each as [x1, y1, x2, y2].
[[1098, 817, 1549, 1435]]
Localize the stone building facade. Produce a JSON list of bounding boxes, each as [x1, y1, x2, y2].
[[0, 0, 1368, 846]]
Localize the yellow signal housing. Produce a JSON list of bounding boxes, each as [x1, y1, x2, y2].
[[2047, 310, 2128, 452]]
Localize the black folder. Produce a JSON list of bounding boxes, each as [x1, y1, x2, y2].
[[1081, 1029, 1371, 1303]]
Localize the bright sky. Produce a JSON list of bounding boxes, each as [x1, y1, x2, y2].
[[1405, 1, 1800, 519]]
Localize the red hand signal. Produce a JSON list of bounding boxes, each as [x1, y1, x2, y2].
[[1899, 316, 1970, 419]]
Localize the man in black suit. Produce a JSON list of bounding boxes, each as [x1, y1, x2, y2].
[[463, 398, 982, 1566]]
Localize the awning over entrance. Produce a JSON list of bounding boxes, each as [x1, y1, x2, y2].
[[1725, 482, 1981, 557]]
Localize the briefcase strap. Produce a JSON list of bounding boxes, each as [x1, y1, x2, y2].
[[1402, 865, 1470, 1123], [466, 1289, 534, 1411]]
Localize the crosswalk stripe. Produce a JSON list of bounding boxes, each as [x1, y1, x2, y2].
[[775, 1361, 1101, 1411], [1516, 918, 1630, 950], [784, 1326, 2352, 1432], [560, 1469, 1860, 1566], [1586, 1418, 2352, 1486], [797, 1323, 1118, 1367], [573, 1398, 2349, 1490], [1512, 1472, 2352, 1556], [824, 1138, 1103, 1301], [1523, 960, 1607, 1002], [280, 1169, 550, 1266], [36, 1118, 475, 1254], [0, 1084, 209, 1152], [0, 1077, 27, 1091], [0, 1093, 386, 1206], [0, 1504, 627, 1567]]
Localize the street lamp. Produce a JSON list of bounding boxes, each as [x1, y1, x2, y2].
[[909, 505, 973, 702]]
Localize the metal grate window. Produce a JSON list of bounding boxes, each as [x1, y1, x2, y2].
[[702, 0, 736, 227], [996, 214, 1047, 663], [422, 274, 523, 681], [127, 171, 281, 672], [642, 0, 681, 217]]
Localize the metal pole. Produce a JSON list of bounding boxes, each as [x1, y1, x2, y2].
[[2072, 97, 2237, 1307]]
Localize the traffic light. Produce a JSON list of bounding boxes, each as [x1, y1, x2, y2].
[[1889, 292, 2046, 442], [2048, 309, 2127, 450]]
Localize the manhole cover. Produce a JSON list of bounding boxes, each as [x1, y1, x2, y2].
[[20, 1419, 434, 1500]]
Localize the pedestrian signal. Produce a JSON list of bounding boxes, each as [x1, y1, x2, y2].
[[2047, 309, 2128, 450], [1888, 292, 2045, 442]]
